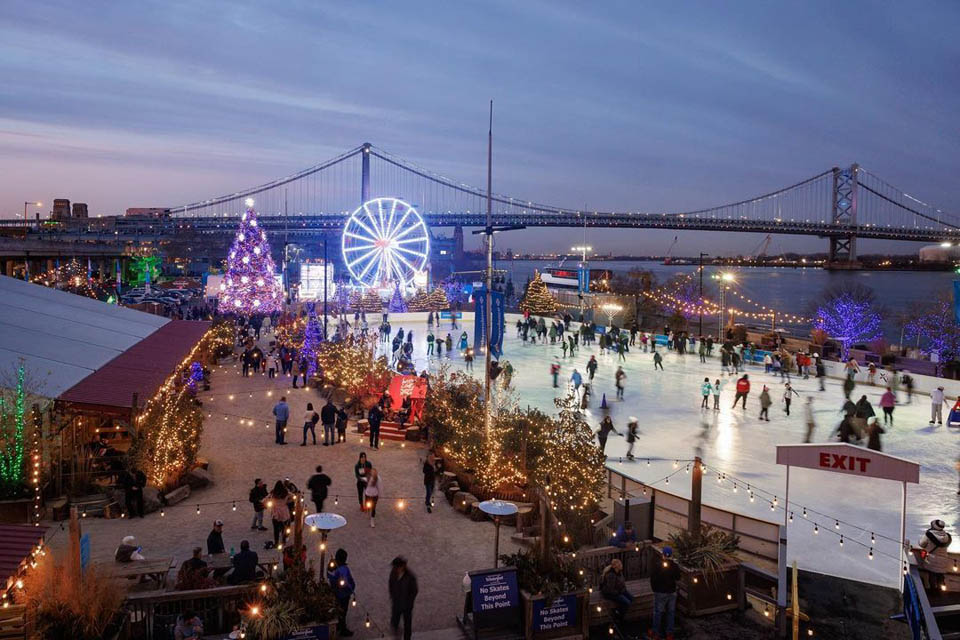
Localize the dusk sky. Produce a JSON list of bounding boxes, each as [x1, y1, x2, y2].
[[1, 1, 958, 255]]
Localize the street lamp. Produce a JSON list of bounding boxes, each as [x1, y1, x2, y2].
[[23, 201, 42, 222], [710, 272, 735, 338], [571, 245, 592, 318]]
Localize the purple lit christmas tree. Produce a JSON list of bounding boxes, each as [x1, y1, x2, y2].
[[302, 303, 323, 377], [218, 200, 283, 315], [388, 281, 408, 313]]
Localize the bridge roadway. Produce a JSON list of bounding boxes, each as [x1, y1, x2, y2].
[[0, 212, 956, 244]]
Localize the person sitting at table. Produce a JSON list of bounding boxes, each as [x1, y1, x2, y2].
[[115, 535, 145, 562], [609, 521, 639, 549], [207, 519, 225, 555], [228, 540, 261, 584], [176, 547, 215, 590], [173, 610, 203, 640]]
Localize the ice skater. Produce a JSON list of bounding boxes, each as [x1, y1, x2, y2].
[[712, 378, 723, 410], [803, 396, 816, 442], [758, 386, 771, 421], [700, 378, 712, 409], [625, 418, 639, 460], [783, 383, 799, 415], [615, 367, 626, 400], [587, 355, 598, 381], [596, 415, 619, 458], [733, 374, 750, 409], [930, 386, 948, 425], [653, 350, 664, 371], [550, 360, 560, 388]]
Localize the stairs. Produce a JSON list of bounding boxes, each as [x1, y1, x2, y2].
[[355, 420, 420, 442]]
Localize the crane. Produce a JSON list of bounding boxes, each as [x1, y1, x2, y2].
[[751, 234, 772, 260], [662, 235, 679, 265]]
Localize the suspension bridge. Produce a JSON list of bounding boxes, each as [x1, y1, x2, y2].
[[4, 142, 959, 267]]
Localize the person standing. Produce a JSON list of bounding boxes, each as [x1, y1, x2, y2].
[[364, 463, 380, 527], [328, 549, 356, 637], [291, 357, 300, 389], [653, 350, 663, 371], [335, 404, 349, 444], [354, 453, 368, 510], [268, 481, 291, 548], [733, 374, 750, 409], [301, 402, 319, 446], [389, 556, 418, 640], [321, 398, 337, 446], [426, 331, 434, 356], [783, 383, 799, 416], [249, 478, 268, 531], [803, 397, 816, 443], [121, 466, 146, 518], [307, 465, 332, 513], [650, 546, 682, 640], [700, 378, 712, 410], [880, 387, 896, 425], [206, 520, 225, 555], [597, 416, 619, 457], [273, 396, 290, 445], [368, 403, 383, 450], [931, 386, 947, 425], [423, 453, 437, 513], [712, 378, 723, 411], [758, 386, 771, 421], [698, 340, 707, 364]]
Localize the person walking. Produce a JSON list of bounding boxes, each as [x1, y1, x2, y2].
[[700, 378, 712, 409], [803, 397, 816, 443], [364, 463, 380, 527], [291, 357, 300, 389], [120, 466, 146, 518], [367, 403, 383, 450], [880, 387, 896, 425], [597, 415, 619, 457], [389, 557, 418, 640], [268, 481, 291, 548], [653, 350, 664, 371], [931, 386, 947, 425], [615, 367, 626, 400], [758, 386, 772, 421], [354, 453, 368, 510], [783, 383, 799, 416], [249, 478, 268, 531], [650, 546, 682, 640], [301, 402, 319, 446], [307, 465, 332, 513], [320, 398, 337, 446], [712, 378, 722, 410], [327, 549, 356, 637], [866, 416, 885, 451], [423, 453, 437, 513], [625, 418, 639, 461], [733, 374, 750, 409], [272, 396, 290, 445], [335, 404, 349, 444]]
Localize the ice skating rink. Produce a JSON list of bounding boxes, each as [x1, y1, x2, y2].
[[390, 319, 959, 587]]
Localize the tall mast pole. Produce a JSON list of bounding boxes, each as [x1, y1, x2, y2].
[[484, 100, 494, 439]]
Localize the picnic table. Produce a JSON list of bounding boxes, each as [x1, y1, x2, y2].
[[204, 549, 282, 577], [102, 557, 175, 587]]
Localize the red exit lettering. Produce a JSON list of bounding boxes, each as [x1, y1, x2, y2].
[[818, 452, 870, 473]]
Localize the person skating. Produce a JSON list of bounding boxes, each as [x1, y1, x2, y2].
[[842, 376, 855, 400], [328, 548, 356, 636], [700, 378, 712, 409], [712, 378, 723, 410], [625, 418, 639, 460], [803, 397, 816, 442], [550, 360, 560, 388], [815, 356, 826, 391], [733, 374, 750, 409], [758, 386, 771, 421], [249, 478, 268, 531], [653, 350, 664, 371], [272, 396, 290, 445], [389, 556, 419, 640], [880, 387, 896, 425], [615, 366, 626, 400], [649, 546, 682, 640], [698, 339, 706, 364], [931, 386, 947, 425], [597, 415, 619, 457], [866, 416, 885, 451], [783, 383, 799, 416], [587, 355, 598, 381], [307, 465, 332, 513], [902, 370, 914, 403]]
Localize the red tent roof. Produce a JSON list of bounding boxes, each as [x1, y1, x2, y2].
[[0, 524, 47, 588], [58, 320, 210, 412]]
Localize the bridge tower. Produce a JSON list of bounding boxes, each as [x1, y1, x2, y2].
[[827, 164, 860, 269], [361, 142, 371, 203]]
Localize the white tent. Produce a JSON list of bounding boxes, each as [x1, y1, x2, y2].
[[0, 275, 169, 398]]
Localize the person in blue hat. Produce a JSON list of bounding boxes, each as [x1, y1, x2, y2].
[[649, 546, 682, 640]]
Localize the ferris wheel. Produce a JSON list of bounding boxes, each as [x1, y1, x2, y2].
[[341, 197, 430, 288]]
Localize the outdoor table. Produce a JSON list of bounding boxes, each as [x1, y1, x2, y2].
[[102, 557, 175, 587], [204, 549, 282, 576]]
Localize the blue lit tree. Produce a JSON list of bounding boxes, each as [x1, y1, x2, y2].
[[812, 284, 882, 360], [302, 303, 323, 377], [906, 295, 960, 374]]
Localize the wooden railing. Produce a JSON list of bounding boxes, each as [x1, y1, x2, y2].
[[563, 543, 656, 588], [125, 584, 258, 640]]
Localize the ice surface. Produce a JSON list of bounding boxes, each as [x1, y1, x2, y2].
[[383, 318, 958, 588]]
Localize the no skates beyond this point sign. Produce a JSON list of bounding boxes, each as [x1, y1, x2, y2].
[[776, 443, 919, 484]]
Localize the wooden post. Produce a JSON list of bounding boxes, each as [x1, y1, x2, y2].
[[293, 494, 304, 567], [67, 507, 81, 586], [688, 457, 702, 535], [791, 561, 799, 640]]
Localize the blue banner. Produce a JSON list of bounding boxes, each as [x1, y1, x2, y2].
[[474, 289, 505, 358], [954, 280, 960, 325], [578, 268, 590, 294], [902, 572, 922, 640], [532, 594, 578, 633]]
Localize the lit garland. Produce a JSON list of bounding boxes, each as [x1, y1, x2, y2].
[[315, 336, 391, 404], [538, 396, 606, 519], [406, 289, 430, 312], [425, 286, 449, 312], [31, 260, 108, 300], [218, 203, 283, 315], [0, 366, 27, 490], [30, 405, 42, 527], [519, 271, 558, 315]]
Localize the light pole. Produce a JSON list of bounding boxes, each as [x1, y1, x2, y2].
[[698, 253, 708, 337], [24, 201, 42, 223], [572, 245, 591, 319], [711, 272, 735, 338]]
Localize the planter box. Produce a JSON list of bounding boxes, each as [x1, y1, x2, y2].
[[521, 589, 589, 640], [0, 496, 37, 524], [677, 563, 739, 617]]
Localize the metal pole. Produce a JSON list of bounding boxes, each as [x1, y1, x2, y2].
[[494, 518, 501, 568], [698, 253, 704, 337], [323, 236, 329, 337], [900, 480, 907, 592], [484, 100, 494, 438]]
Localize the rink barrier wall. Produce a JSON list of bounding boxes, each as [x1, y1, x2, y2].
[[608, 469, 780, 573]]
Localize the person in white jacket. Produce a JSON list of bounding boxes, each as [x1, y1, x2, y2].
[[930, 386, 947, 425]]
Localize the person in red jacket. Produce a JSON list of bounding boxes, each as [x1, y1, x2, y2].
[[733, 374, 750, 409]]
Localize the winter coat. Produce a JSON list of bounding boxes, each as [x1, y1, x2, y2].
[[701, 382, 712, 396], [759, 390, 772, 408]]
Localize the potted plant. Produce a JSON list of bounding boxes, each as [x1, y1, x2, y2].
[[666, 525, 740, 616], [244, 564, 340, 640], [501, 550, 589, 640]]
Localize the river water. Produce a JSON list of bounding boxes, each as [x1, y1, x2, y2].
[[492, 259, 955, 340]]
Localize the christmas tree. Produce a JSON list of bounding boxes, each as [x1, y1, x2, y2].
[[218, 201, 282, 315], [519, 270, 557, 315], [388, 282, 408, 312], [407, 289, 430, 312], [0, 366, 26, 492], [302, 304, 323, 377], [359, 289, 383, 313], [426, 286, 449, 312]]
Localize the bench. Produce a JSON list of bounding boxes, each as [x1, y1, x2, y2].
[[588, 578, 654, 626]]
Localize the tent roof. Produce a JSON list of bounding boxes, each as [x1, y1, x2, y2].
[[0, 524, 47, 588], [0, 275, 169, 398]]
